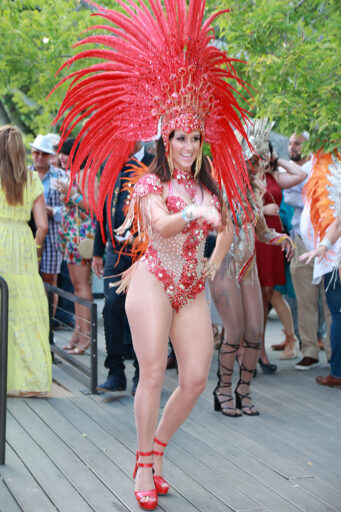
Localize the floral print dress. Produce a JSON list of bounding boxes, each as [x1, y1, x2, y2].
[[58, 198, 97, 265]]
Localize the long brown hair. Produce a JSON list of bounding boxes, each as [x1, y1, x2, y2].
[[149, 133, 222, 205], [0, 125, 28, 205]]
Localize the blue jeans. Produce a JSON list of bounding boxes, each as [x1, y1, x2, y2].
[[324, 271, 341, 378]]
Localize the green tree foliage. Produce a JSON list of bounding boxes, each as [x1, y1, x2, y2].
[[212, 0, 340, 152], [0, 0, 113, 141], [1, 0, 339, 152]]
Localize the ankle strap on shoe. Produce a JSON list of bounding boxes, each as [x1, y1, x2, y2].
[[153, 437, 167, 456], [154, 437, 167, 447], [138, 450, 153, 457], [133, 450, 153, 479]]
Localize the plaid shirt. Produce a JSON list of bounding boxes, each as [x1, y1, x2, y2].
[[30, 165, 66, 272]]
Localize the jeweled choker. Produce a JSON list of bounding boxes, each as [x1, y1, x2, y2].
[[173, 168, 197, 201]]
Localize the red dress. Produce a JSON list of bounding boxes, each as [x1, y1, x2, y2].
[[255, 172, 285, 287]]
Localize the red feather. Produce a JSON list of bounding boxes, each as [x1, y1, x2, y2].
[[51, 0, 253, 229]]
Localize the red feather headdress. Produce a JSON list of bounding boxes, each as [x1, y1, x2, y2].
[[51, 0, 253, 230]]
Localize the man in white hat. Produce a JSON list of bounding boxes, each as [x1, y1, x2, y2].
[[29, 134, 67, 307]]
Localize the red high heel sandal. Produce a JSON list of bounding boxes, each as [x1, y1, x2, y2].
[[152, 438, 170, 495], [133, 451, 158, 510]]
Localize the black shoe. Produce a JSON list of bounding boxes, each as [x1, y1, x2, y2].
[[258, 357, 277, 374], [96, 373, 127, 392]]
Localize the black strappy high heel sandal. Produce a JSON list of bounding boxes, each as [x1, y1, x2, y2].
[[235, 340, 261, 416], [213, 340, 242, 418]]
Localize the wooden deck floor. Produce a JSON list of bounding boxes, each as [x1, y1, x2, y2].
[[1, 306, 341, 512]]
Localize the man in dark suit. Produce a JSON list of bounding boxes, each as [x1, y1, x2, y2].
[[92, 143, 154, 395]]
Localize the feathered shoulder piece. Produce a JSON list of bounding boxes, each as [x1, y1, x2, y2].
[[305, 150, 341, 241], [120, 160, 150, 262], [51, 0, 253, 225]]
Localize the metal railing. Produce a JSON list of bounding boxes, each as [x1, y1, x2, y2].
[[44, 283, 98, 394], [0, 275, 9, 465]]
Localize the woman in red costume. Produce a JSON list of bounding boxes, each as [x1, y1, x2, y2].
[[255, 141, 307, 371], [53, 1, 254, 508], [210, 119, 294, 417], [119, 131, 232, 508]]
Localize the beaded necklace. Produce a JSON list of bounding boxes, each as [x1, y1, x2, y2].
[[173, 168, 197, 203]]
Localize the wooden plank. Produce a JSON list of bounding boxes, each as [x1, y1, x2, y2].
[[117, 362, 341, 505], [3, 311, 341, 512], [86, 397, 298, 512], [9, 399, 133, 512], [0, 442, 56, 512], [5, 407, 95, 512], [172, 424, 339, 512], [251, 373, 340, 419], [0, 477, 22, 512], [52, 360, 89, 396], [163, 371, 341, 486], [52, 396, 230, 512], [172, 426, 301, 512], [291, 477, 341, 512]]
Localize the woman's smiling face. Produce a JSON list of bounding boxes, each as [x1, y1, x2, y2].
[[170, 130, 201, 172]]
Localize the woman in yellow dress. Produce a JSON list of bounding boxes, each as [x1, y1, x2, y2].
[[0, 125, 52, 397]]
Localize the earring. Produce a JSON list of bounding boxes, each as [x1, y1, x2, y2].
[[194, 145, 203, 179]]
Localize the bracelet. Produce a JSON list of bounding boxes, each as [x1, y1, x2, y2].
[[181, 205, 195, 223], [319, 238, 332, 251], [181, 209, 192, 222], [36, 244, 42, 249], [74, 194, 83, 204]]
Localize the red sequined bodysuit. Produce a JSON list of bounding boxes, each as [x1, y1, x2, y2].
[[128, 172, 220, 312]]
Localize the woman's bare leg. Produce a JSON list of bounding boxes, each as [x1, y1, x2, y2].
[[126, 264, 172, 494], [271, 289, 295, 335], [260, 285, 274, 363], [68, 263, 93, 349], [271, 290, 298, 358], [209, 261, 244, 417], [41, 272, 58, 317], [237, 272, 263, 414], [153, 291, 214, 474]]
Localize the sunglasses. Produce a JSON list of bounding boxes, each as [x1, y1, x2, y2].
[[32, 150, 50, 157]]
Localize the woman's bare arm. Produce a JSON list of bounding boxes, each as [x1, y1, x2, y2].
[[32, 193, 48, 259]]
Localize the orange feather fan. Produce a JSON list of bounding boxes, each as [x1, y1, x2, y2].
[[305, 150, 341, 242]]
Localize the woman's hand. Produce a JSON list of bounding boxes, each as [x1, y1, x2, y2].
[[194, 205, 221, 227], [202, 258, 219, 280], [299, 245, 327, 264], [263, 203, 280, 216], [92, 256, 104, 278], [281, 238, 294, 261], [57, 179, 72, 197]]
